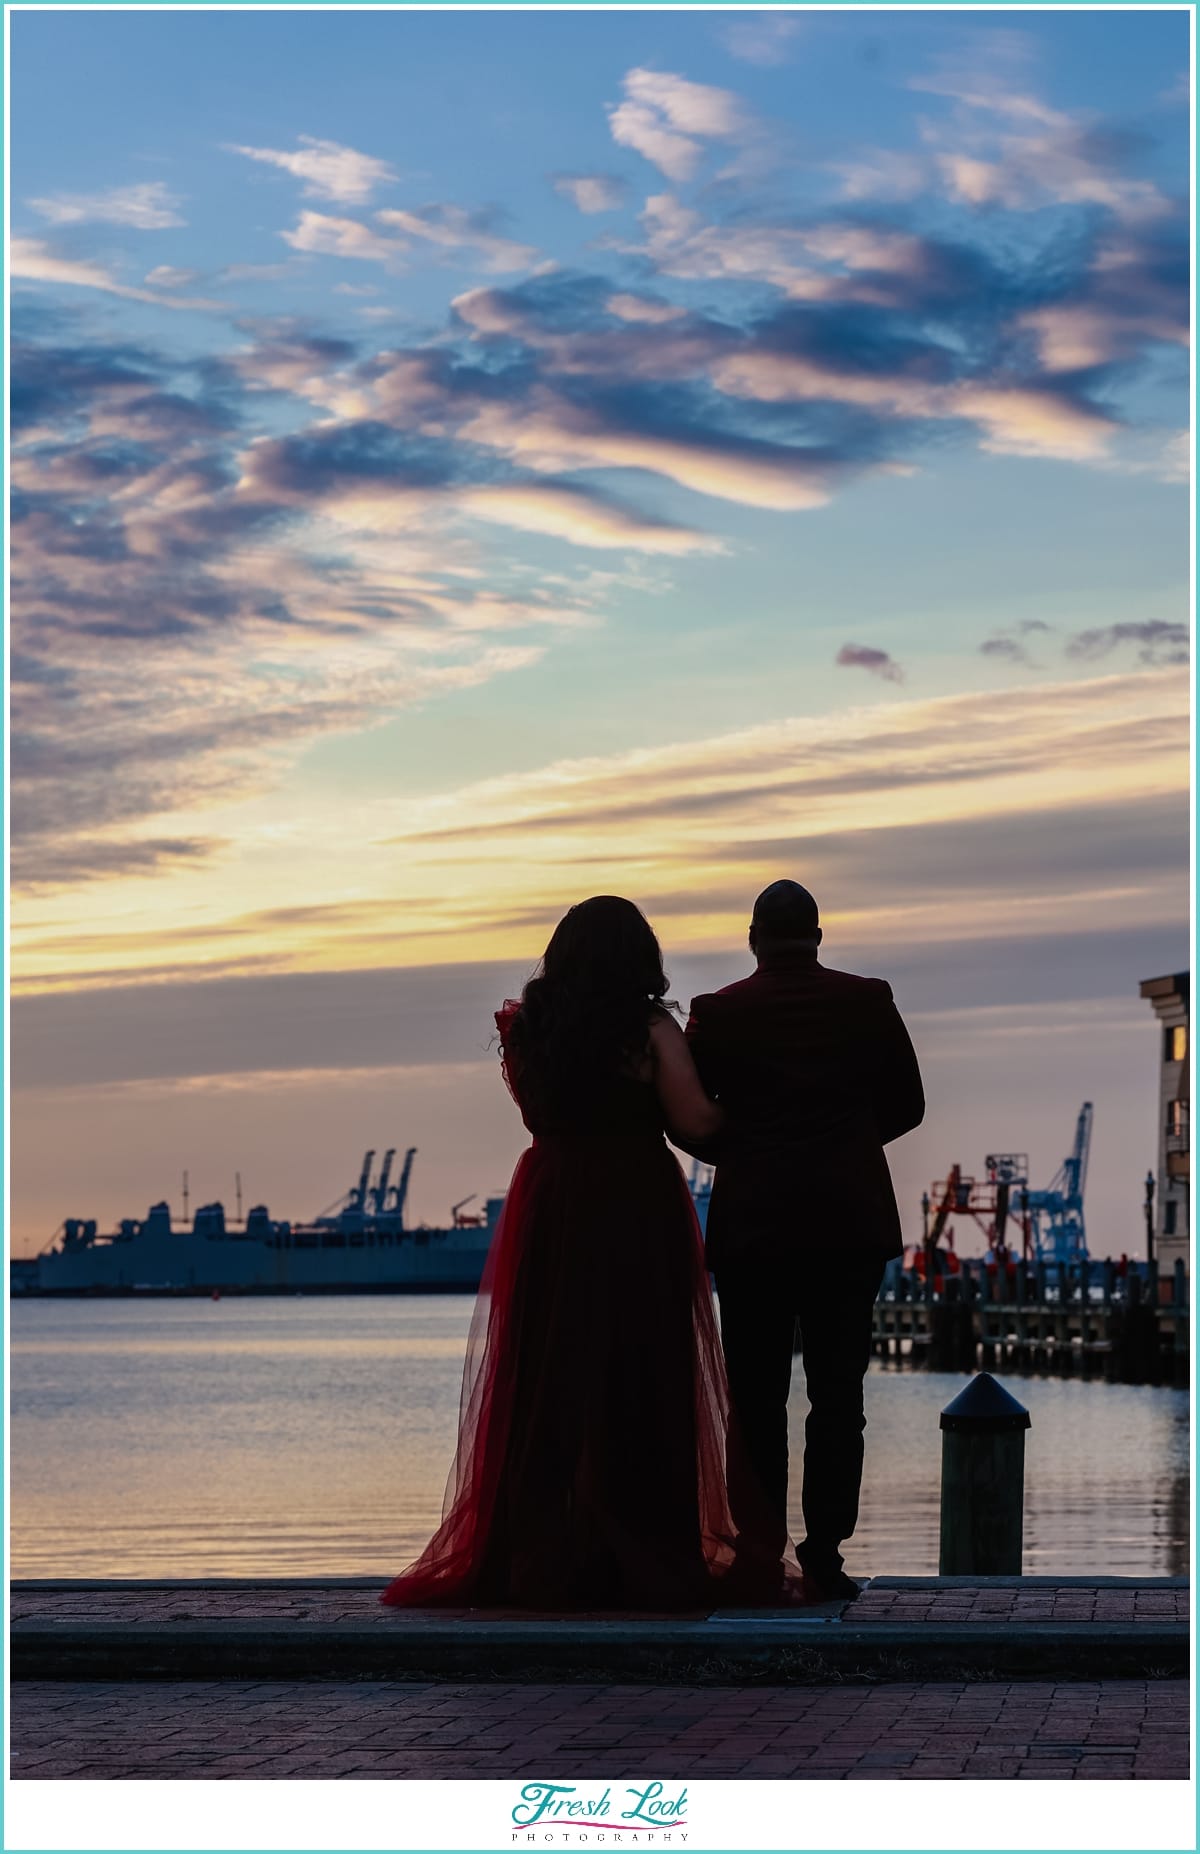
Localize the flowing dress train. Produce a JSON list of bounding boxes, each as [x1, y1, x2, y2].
[[380, 1004, 802, 1610]]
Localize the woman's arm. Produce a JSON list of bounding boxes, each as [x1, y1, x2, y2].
[[649, 1012, 724, 1148]]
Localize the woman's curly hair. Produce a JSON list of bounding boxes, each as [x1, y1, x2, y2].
[[505, 896, 670, 1114]]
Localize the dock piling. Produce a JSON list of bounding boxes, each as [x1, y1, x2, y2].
[[938, 1373, 1031, 1576]]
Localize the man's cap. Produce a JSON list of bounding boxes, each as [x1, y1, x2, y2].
[[751, 879, 820, 940]]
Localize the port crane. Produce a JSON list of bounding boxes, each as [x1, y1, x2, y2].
[[315, 1146, 417, 1231], [450, 1195, 488, 1228], [923, 1102, 1093, 1266], [370, 1149, 396, 1217], [388, 1148, 417, 1222]]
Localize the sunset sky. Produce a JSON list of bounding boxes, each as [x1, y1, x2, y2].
[[10, 7, 1191, 1255]]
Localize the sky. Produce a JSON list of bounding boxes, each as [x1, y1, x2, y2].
[[9, 6, 1192, 1257]]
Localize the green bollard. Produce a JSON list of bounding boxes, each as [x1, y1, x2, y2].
[[939, 1373, 1031, 1575]]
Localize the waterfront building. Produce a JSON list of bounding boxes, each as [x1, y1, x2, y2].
[[1138, 971, 1190, 1276]]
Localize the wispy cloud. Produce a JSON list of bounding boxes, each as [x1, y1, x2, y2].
[[1064, 621, 1189, 668], [10, 235, 222, 309], [608, 67, 747, 181], [13, 836, 229, 891], [281, 202, 538, 274], [552, 173, 628, 214], [224, 134, 398, 204], [27, 179, 184, 228], [382, 669, 1186, 860], [460, 481, 724, 555], [145, 264, 202, 290], [10, 22, 1187, 960], [718, 13, 801, 67], [281, 210, 403, 266], [8, 324, 586, 879], [910, 40, 1174, 224], [980, 621, 1052, 668], [12, 665, 1189, 985], [375, 203, 538, 272], [836, 644, 904, 684]]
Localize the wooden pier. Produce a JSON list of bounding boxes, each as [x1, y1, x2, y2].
[[871, 1258, 1189, 1386]]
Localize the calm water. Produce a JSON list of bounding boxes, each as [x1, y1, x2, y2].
[[10, 1296, 1190, 1580]]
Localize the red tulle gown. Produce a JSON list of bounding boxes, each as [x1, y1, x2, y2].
[[380, 1003, 802, 1611]]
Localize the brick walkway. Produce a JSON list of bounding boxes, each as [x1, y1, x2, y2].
[[10, 1678, 1188, 1780], [853, 1580, 1188, 1626], [11, 1575, 1189, 1628]]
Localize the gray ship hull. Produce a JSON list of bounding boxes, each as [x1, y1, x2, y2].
[[35, 1225, 492, 1296]]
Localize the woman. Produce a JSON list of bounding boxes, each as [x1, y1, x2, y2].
[[380, 896, 802, 1611]]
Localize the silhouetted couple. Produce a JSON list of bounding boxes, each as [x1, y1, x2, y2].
[[381, 884, 923, 1612]]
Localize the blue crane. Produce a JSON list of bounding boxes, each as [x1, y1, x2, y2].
[[1019, 1102, 1093, 1265], [388, 1148, 418, 1228], [926, 1102, 1094, 1266]]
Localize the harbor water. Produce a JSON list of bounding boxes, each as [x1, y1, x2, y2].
[[11, 1296, 1189, 1581]]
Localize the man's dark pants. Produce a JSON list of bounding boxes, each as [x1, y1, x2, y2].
[[715, 1246, 886, 1573]]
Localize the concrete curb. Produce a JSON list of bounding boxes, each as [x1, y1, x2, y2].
[[12, 1616, 1188, 1684], [13, 1573, 1189, 1591]]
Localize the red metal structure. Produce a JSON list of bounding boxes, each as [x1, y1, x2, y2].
[[920, 1152, 1034, 1266]]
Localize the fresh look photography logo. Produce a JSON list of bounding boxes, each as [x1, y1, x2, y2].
[[511, 1782, 688, 1841]]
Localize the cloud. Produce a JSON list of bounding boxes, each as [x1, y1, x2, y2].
[[718, 13, 801, 67], [232, 406, 724, 556], [382, 670, 1186, 867], [458, 386, 851, 510], [27, 180, 184, 229], [830, 147, 930, 204], [10, 236, 223, 310], [281, 210, 403, 266], [224, 135, 398, 204], [145, 265, 202, 290], [1064, 621, 1189, 668], [910, 44, 1175, 224], [836, 643, 904, 684], [608, 67, 746, 181], [228, 204, 1181, 543], [979, 622, 1053, 668], [15, 663, 1182, 999], [623, 67, 745, 138], [217, 261, 297, 283], [552, 173, 628, 214], [605, 293, 686, 324], [10, 323, 610, 873], [981, 635, 1035, 667], [221, 325, 367, 416], [460, 482, 724, 555], [12, 911, 1188, 1092], [707, 287, 1128, 464], [950, 383, 1117, 462], [375, 203, 538, 272], [281, 203, 539, 274], [1159, 69, 1190, 108], [12, 836, 228, 891]]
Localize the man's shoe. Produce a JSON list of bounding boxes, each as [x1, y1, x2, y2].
[[797, 1559, 862, 1603]]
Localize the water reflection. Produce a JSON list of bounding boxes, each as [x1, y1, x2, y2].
[[11, 1297, 1190, 1580]]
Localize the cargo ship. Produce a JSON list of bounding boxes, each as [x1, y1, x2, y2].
[[27, 1148, 497, 1297], [19, 1149, 715, 1298]]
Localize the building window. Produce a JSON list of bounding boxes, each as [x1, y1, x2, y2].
[[1164, 1201, 1178, 1236], [1165, 1025, 1188, 1063], [1166, 1100, 1189, 1141]]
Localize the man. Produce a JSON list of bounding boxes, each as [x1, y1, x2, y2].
[[686, 880, 924, 1601]]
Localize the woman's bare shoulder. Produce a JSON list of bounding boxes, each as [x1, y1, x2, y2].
[[648, 1006, 685, 1047]]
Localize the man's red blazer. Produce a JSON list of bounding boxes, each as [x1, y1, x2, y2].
[[685, 954, 925, 1270]]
